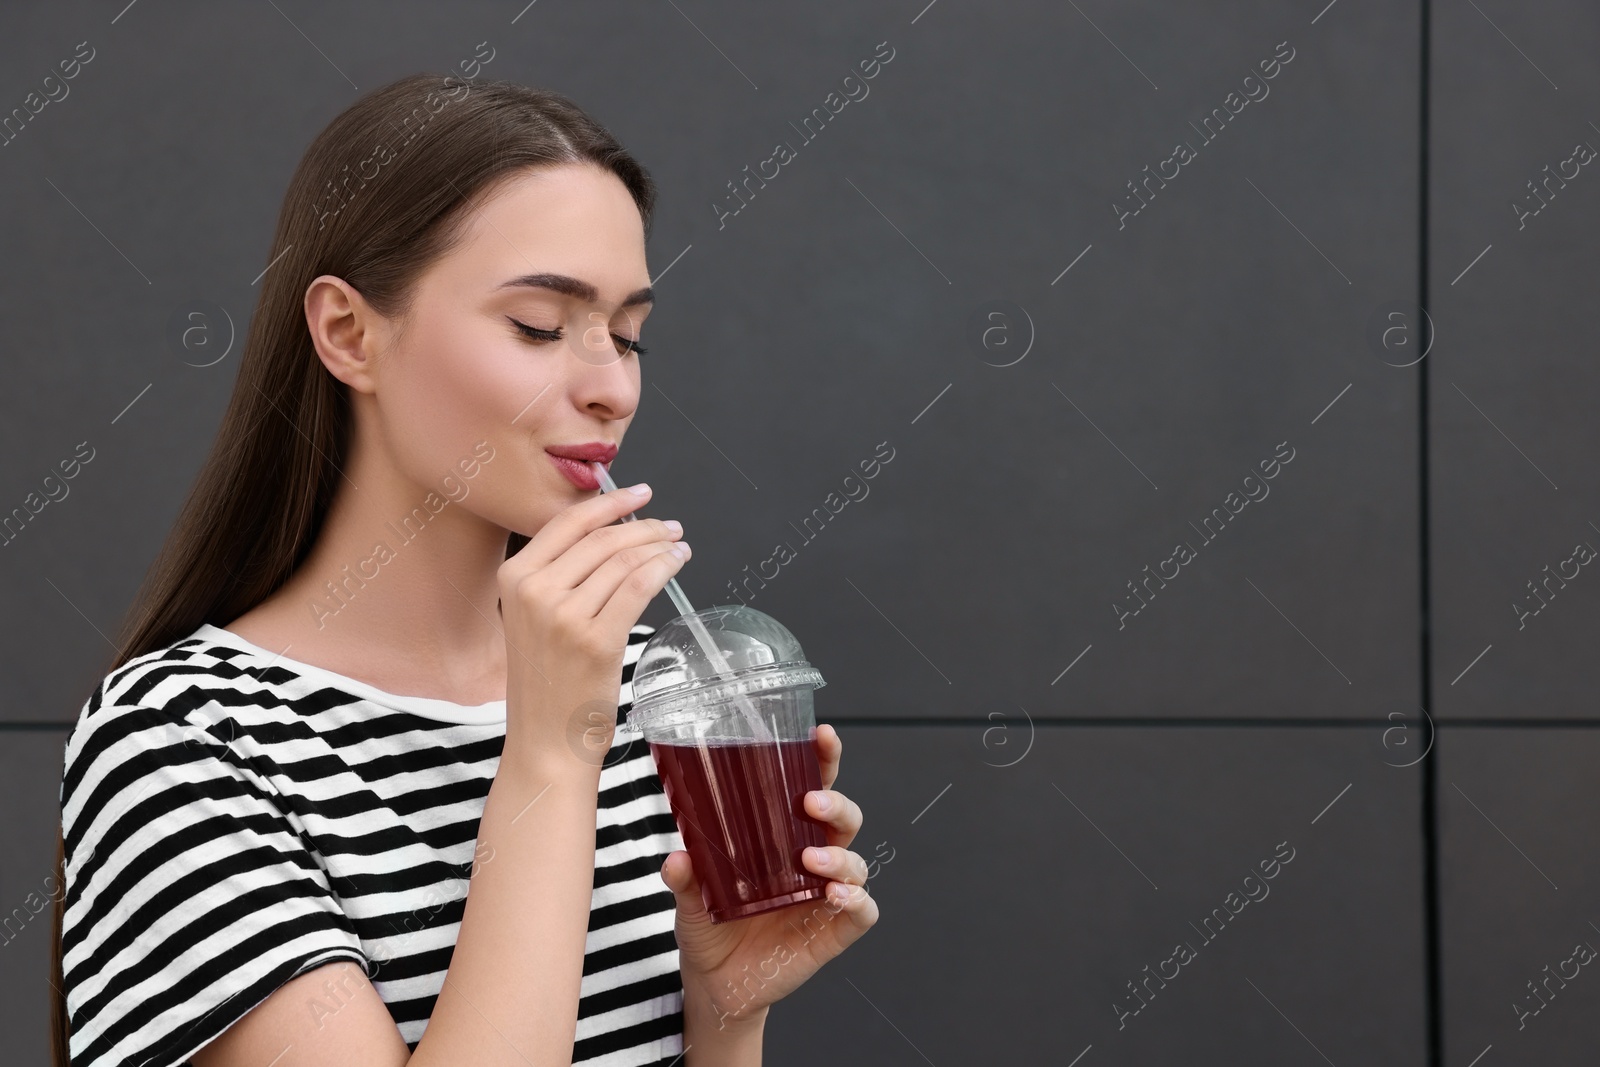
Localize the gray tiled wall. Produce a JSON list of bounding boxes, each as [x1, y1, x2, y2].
[[3, 1, 1596, 1064]]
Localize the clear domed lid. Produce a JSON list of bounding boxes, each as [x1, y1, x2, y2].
[[628, 604, 825, 722]]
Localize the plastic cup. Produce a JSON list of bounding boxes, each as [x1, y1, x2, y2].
[[626, 604, 831, 923]]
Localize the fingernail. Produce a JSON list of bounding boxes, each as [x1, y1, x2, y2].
[[813, 792, 832, 813], [628, 482, 651, 495], [663, 519, 682, 534], [806, 847, 828, 865]]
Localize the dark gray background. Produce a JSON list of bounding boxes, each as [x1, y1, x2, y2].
[[1, 0, 1594, 1063]]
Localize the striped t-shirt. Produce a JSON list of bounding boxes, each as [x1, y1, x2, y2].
[[58, 620, 685, 1067]]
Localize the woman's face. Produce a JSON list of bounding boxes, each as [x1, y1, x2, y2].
[[360, 161, 653, 536]]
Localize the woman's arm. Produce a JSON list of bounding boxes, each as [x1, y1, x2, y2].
[[189, 736, 605, 1067], [682, 985, 768, 1065], [410, 735, 607, 1064]]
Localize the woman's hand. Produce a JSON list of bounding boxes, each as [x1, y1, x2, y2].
[[495, 481, 688, 758], [658, 723, 880, 1031]]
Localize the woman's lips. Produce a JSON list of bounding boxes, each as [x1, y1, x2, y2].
[[547, 452, 602, 490]]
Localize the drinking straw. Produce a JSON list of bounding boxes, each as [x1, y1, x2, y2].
[[592, 462, 775, 744]]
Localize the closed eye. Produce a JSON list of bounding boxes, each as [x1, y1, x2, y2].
[[508, 316, 648, 356]]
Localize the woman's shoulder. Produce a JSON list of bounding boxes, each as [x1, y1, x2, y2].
[[58, 627, 371, 1067], [61, 622, 264, 807], [69, 622, 262, 742]]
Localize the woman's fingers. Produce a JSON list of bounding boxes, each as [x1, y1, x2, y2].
[[506, 481, 657, 574], [815, 723, 841, 791], [804, 788, 862, 849], [594, 540, 694, 636], [566, 535, 689, 619], [802, 844, 870, 887], [819, 878, 879, 928], [543, 515, 685, 599], [659, 850, 711, 921]]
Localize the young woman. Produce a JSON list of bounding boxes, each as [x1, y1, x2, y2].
[[52, 72, 878, 1067]]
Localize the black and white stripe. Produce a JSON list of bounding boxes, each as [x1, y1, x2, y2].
[[59, 622, 685, 1066]]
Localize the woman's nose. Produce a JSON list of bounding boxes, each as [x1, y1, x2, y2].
[[565, 330, 637, 419]]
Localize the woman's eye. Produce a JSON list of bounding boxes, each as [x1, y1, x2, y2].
[[509, 317, 646, 356], [509, 317, 562, 343]]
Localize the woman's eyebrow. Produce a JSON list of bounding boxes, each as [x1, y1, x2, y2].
[[494, 271, 654, 308]]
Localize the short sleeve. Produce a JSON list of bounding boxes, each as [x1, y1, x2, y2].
[[60, 702, 369, 1067]]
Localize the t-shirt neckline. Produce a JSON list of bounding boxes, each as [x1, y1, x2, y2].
[[191, 623, 508, 725]]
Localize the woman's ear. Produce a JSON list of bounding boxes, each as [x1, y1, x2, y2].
[[304, 274, 388, 395]]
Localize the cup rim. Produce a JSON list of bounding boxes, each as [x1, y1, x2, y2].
[[628, 662, 825, 725]]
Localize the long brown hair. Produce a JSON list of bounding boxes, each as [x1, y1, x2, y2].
[[50, 71, 656, 1065]]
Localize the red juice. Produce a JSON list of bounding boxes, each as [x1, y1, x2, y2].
[[648, 735, 830, 923]]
